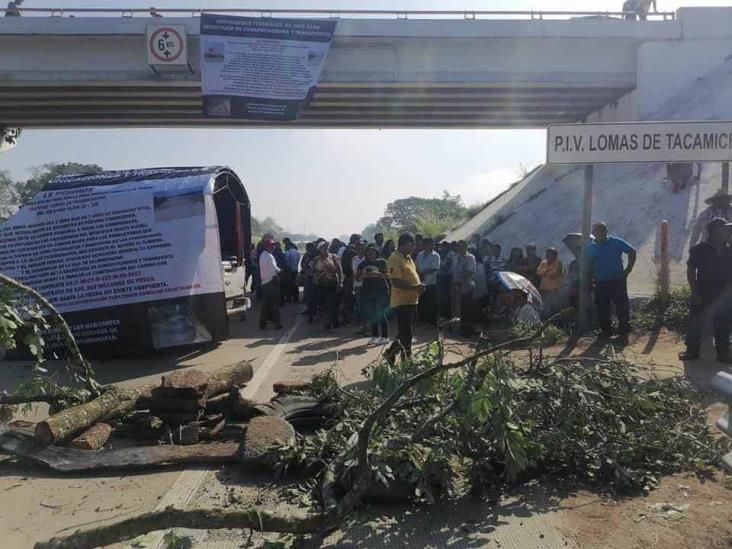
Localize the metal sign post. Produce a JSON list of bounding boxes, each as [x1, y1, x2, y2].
[[577, 165, 594, 332], [547, 120, 732, 334]]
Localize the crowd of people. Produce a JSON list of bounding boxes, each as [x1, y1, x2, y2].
[[246, 223, 639, 363]]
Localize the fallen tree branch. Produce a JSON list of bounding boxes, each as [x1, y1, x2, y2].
[[331, 324, 547, 518], [0, 272, 102, 397], [0, 391, 64, 406], [410, 352, 480, 444], [34, 506, 335, 549]]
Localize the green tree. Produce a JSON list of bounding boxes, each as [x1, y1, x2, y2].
[[0, 170, 17, 222], [361, 222, 395, 242], [375, 191, 468, 236]]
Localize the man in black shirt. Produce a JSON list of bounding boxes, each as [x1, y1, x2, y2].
[[340, 233, 361, 326], [680, 217, 732, 362]]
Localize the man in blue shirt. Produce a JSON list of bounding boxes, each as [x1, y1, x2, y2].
[[586, 221, 637, 338]]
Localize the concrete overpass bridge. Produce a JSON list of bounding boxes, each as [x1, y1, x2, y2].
[[0, 7, 724, 129]]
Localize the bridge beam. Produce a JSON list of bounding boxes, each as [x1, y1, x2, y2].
[[0, 15, 684, 128]]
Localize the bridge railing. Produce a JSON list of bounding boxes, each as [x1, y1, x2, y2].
[[0, 7, 677, 20]]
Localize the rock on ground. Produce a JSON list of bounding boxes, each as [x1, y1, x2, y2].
[[238, 416, 295, 468]]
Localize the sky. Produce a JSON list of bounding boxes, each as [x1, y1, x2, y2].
[[1, 0, 727, 236]]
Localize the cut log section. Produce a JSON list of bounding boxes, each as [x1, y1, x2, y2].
[[34, 361, 253, 446], [160, 369, 209, 398], [34, 385, 146, 447], [70, 423, 112, 450]]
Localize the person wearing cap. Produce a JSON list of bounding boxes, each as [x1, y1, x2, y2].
[[385, 233, 425, 363], [259, 238, 283, 330], [586, 221, 636, 339], [680, 217, 732, 362]]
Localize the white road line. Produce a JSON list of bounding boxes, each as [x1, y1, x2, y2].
[[128, 316, 304, 549], [240, 316, 303, 400]]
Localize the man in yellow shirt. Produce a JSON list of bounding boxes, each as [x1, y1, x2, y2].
[[385, 233, 425, 363]]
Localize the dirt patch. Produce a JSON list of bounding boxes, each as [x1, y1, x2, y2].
[[558, 472, 732, 549]]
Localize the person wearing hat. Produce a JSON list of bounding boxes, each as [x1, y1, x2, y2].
[[705, 189, 732, 221], [680, 217, 732, 362], [259, 238, 283, 330]]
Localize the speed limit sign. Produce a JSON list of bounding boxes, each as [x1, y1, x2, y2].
[[146, 25, 187, 65]]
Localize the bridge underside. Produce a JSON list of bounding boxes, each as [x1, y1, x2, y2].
[[0, 82, 629, 129]]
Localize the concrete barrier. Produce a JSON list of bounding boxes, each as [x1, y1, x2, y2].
[[710, 370, 732, 471]]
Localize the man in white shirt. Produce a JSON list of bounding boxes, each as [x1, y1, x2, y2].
[[259, 238, 283, 330], [450, 241, 476, 319], [416, 237, 440, 326], [351, 242, 367, 333]]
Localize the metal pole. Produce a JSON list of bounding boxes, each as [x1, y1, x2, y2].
[[659, 220, 670, 303], [577, 164, 594, 333], [723, 162, 729, 194]]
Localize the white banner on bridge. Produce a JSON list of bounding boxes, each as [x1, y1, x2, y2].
[[547, 120, 732, 164]]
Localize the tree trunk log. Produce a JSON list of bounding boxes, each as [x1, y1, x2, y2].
[[205, 361, 253, 396], [34, 361, 253, 446], [34, 506, 333, 549], [34, 386, 144, 446], [0, 427, 239, 472]]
